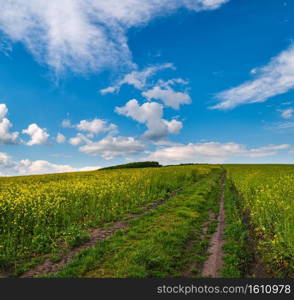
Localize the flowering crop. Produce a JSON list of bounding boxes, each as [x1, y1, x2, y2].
[[225, 165, 294, 276], [0, 165, 212, 269]]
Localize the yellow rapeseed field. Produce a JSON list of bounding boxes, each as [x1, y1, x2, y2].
[[0, 165, 212, 269], [225, 165, 294, 276]]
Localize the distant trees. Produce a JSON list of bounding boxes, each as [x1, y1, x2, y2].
[[100, 161, 162, 170]]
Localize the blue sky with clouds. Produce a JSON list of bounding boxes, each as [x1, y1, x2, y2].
[[0, 0, 294, 175]]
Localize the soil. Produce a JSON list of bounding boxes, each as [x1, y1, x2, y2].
[[183, 211, 215, 277], [201, 174, 226, 278], [20, 221, 128, 278]]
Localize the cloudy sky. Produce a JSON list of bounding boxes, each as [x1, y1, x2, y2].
[[0, 0, 293, 175]]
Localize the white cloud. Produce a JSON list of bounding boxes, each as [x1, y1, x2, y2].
[[282, 101, 292, 106], [183, 0, 230, 10], [99, 86, 117, 95], [253, 144, 289, 152], [0, 0, 229, 74], [17, 159, 77, 175], [100, 63, 174, 94], [115, 99, 183, 141], [61, 119, 73, 128], [212, 44, 294, 110], [0, 103, 19, 144], [22, 123, 49, 146], [56, 132, 66, 143], [79, 135, 145, 159], [277, 121, 294, 129], [279, 108, 294, 119], [69, 133, 90, 146], [0, 118, 19, 144], [0, 103, 8, 119], [142, 78, 191, 109], [116, 99, 162, 123], [163, 119, 183, 134], [145, 142, 290, 164], [78, 165, 101, 172], [68, 119, 118, 145], [0, 152, 101, 175], [19, 160, 100, 175], [63, 118, 117, 137], [0, 152, 17, 174], [76, 118, 117, 136]]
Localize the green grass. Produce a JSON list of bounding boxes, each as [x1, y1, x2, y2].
[[220, 179, 251, 278], [44, 169, 223, 278], [179, 179, 222, 278]]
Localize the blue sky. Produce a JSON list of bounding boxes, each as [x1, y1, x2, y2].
[[0, 0, 294, 175]]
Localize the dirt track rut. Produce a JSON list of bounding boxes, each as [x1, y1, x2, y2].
[[201, 174, 226, 277]]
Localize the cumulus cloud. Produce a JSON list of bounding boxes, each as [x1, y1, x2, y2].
[[0, 152, 17, 174], [79, 135, 145, 159], [69, 133, 90, 146], [67, 116, 145, 159], [76, 118, 117, 136], [0, 0, 229, 74], [163, 119, 183, 134], [63, 117, 117, 136], [212, 44, 294, 110], [17, 159, 78, 175], [142, 78, 191, 109], [19, 160, 100, 175], [115, 99, 182, 141], [0, 117, 19, 144], [0, 103, 19, 144], [56, 132, 66, 143], [0, 151, 100, 175], [22, 123, 49, 146], [145, 142, 290, 164], [67, 118, 118, 146], [100, 63, 174, 94], [0, 103, 8, 119]]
